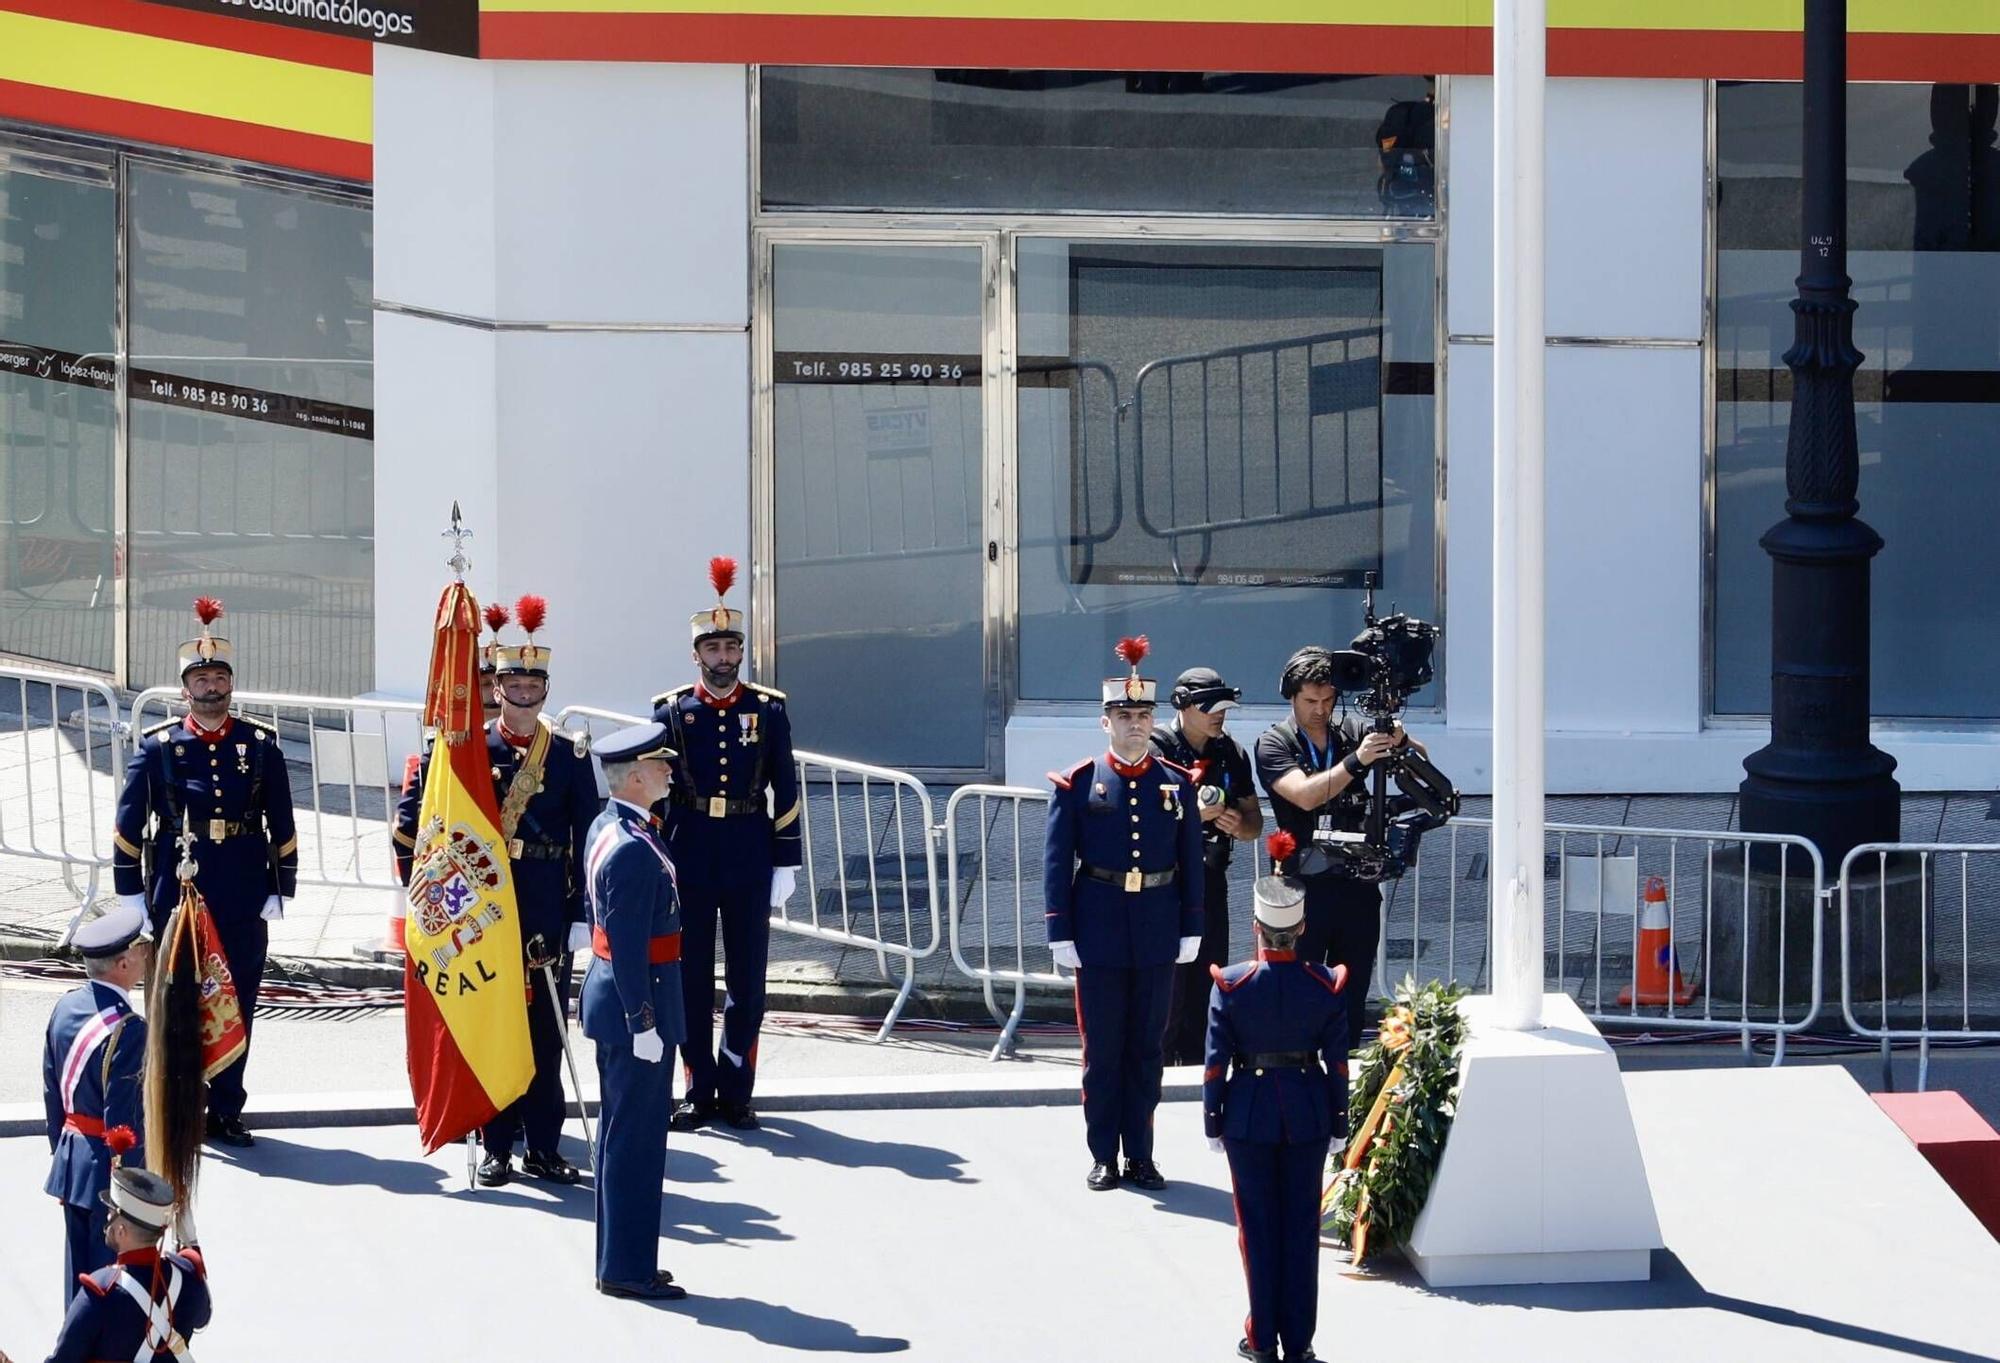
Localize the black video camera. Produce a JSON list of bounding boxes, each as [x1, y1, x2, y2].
[[1316, 573, 1460, 882]]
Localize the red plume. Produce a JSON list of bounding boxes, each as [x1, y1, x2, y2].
[[105, 1125, 137, 1158], [709, 556, 738, 599], [192, 596, 224, 627], [514, 594, 547, 636], [1266, 831, 1298, 865], [482, 602, 511, 634], [1114, 635, 1149, 668]]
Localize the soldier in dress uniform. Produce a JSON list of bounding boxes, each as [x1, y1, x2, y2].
[[394, 595, 601, 1187], [1044, 636, 1205, 1192], [110, 598, 297, 1149], [655, 557, 801, 1134], [1204, 831, 1350, 1363], [1152, 666, 1263, 1066], [580, 722, 689, 1301], [43, 1167, 210, 1363], [41, 900, 151, 1304]]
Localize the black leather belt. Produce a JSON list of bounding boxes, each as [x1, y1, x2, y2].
[[1080, 863, 1178, 892], [508, 839, 568, 861], [165, 815, 264, 843], [669, 792, 763, 818], [1235, 1051, 1319, 1070]]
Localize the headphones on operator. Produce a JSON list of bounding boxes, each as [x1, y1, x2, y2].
[[1278, 646, 1339, 702]]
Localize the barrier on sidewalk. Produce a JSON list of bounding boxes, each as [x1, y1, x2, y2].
[[942, 784, 1065, 1059], [1840, 842, 2000, 1091], [555, 705, 943, 1041], [0, 663, 128, 914], [129, 687, 426, 895]]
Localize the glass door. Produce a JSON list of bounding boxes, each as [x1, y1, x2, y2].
[[761, 238, 998, 774]]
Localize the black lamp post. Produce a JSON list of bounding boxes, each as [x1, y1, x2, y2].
[[1738, 0, 1901, 866]]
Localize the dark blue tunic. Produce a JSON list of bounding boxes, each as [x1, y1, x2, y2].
[[41, 982, 146, 1305]]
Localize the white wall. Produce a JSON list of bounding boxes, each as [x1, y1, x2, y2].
[[372, 50, 751, 720]]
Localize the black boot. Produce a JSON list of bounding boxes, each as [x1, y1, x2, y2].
[[1123, 1158, 1167, 1191], [1086, 1161, 1120, 1191], [669, 1099, 717, 1133], [477, 1151, 513, 1187], [520, 1149, 581, 1184]]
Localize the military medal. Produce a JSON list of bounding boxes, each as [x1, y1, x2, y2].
[[1160, 783, 1178, 814], [236, 742, 249, 774], [740, 713, 759, 745]]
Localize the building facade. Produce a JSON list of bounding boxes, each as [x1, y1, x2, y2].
[[2, 1, 1997, 790]]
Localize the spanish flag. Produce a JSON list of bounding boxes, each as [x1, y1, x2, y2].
[[403, 580, 533, 1153]]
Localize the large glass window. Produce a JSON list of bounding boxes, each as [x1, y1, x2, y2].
[[126, 164, 374, 696], [761, 69, 1435, 219], [0, 151, 116, 671], [1016, 238, 1438, 704], [1715, 82, 2000, 719]]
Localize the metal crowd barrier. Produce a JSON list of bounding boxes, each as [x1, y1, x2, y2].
[[555, 705, 943, 1041], [943, 784, 1064, 1059], [129, 686, 425, 893], [0, 663, 128, 911], [941, 787, 1828, 1063], [1839, 843, 2000, 1092]]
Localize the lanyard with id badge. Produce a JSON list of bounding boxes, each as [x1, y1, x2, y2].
[[1301, 727, 1364, 875]]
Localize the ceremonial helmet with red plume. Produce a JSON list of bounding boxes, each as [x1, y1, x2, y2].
[[1101, 634, 1157, 708], [498, 594, 551, 677], [479, 601, 511, 676], [176, 596, 234, 679], [1254, 829, 1308, 930], [691, 555, 745, 644]]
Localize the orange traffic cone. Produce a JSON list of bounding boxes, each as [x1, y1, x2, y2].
[[1618, 875, 1695, 1006]]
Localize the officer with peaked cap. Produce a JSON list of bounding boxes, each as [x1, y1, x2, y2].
[[1044, 637, 1205, 1192], [41, 901, 151, 1305], [654, 557, 802, 1134], [1204, 831, 1351, 1363], [1152, 665, 1263, 1065], [396, 595, 601, 1187], [44, 1166, 211, 1363], [581, 722, 689, 1301], [110, 597, 297, 1148]]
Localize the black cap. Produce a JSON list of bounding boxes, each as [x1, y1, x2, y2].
[[1170, 667, 1241, 712], [594, 721, 677, 764]]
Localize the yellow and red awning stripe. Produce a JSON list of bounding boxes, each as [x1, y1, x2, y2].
[[480, 0, 2000, 81], [0, 0, 370, 181]]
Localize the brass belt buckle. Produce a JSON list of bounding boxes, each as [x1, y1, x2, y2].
[[708, 797, 728, 818], [1123, 868, 1143, 893], [508, 837, 524, 858], [207, 818, 227, 842]]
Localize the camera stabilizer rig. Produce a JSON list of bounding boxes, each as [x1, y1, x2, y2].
[[1320, 573, 1461, 882]]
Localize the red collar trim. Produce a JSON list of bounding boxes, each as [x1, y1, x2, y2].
[[494, 718, 535, 749], [1256, 948, 1297, 963], [115, 1247, 161, 1268], [1106, 750, 1153, 778], [185, 715, 233, 741], [698, 681, 742, 710]]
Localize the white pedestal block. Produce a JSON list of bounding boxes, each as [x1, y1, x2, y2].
[[1404, 992, 1661, 1286]]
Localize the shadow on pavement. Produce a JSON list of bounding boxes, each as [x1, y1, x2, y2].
[[212, 1136, 448, 1196], [706, 1116, 977, 1183], [620, 1291, 909, 1353]]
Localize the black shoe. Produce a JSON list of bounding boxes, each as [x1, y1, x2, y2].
[[1290, 1352, 1318, 1362], [520, 1150, 580, 1184], [1123, 1159, 1167, 1191], [477, 1152, 513, 1187], [204, 1115, 255, 1149], [597, 1273, 687, 1301], [718, 1102, 759, 1131], [669, 1099, 716, 1133], [1086, 1161, 1120, 1191], [1235, 1341, 1277, 1363]]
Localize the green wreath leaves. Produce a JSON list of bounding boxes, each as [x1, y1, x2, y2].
[[1322, 976, 1469, 1263]]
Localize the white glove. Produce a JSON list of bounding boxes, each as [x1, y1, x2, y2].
[[770, 866, 797, 908], [1207, 1136, 1225, 1155], [1175, 935, 1201, 964], [1050, 941, 1081, 970], [632, 1028, 665, 1064], [566, 922, 592, 953], [118, 893, 148, 916], [260, 895, 284, 922]]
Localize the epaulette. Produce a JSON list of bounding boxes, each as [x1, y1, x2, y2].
[[1305, 961, 1349, 995], [78, 1269, 111, 1298], [1209, 961, 1258, 993], [175, 1247, 208, 1279], [651, 684, 693, 709], [745, 681, 787, 702], [1047, 757, 1093, 790], [558, 726, 591, 757], [143, 719, 180, 737], [238, 715, 280, 739]]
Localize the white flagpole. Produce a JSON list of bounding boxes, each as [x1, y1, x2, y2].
[[1491, 0, 1547, 1030]]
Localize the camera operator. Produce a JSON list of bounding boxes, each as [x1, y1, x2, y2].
[[1254, 646, 1429, 1053], [1150, 666, 1262, 1066]]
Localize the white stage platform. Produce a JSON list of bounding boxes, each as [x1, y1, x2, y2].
[[2, 1067, 1995, 1362]]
